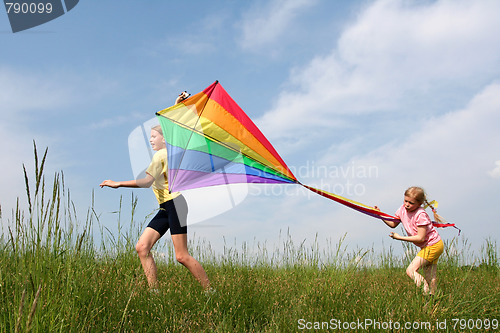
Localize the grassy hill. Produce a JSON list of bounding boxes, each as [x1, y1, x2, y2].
[[1, 146, 498, 332]]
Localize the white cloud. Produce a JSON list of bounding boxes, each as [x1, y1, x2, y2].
[[0, 67, 117, 220], [0, 68, 71, 216], [338, 0, 500, 83], [89, 111, 146, 130], [240, 82, 500, 257], [330, 82, 500, 248], [352, 81, 500, 193], [489, 161, 500, 179], [0, 66, 117, 119], [239, 0, 318, 50], [257, 0, 500, 142], [0, 67, 72, 117], [145, 11, 230, 58], [231, 0, 500, 257], [0, 122, 34, 214]]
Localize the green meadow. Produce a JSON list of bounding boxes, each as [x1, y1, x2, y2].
[[1, 146, 498, 332]]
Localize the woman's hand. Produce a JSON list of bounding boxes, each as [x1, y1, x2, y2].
[[100, 180, 120, 188], [100, 176, 151, 189], [175, 91, 190, 104]]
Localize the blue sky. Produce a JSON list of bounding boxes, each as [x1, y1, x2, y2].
[[1, 0, 499, 262]]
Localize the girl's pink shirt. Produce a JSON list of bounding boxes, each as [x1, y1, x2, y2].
[[395, 205, 441, 248]]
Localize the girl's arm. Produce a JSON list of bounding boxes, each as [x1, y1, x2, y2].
[[374, 206, 400, 228], [390, 226, 426, 244], [381, 218, 400, 229], [100, 174, 155, 189]]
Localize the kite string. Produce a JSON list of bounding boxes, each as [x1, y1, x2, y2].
[[303, 183, 458, 232], [301, 183, 399, 221]]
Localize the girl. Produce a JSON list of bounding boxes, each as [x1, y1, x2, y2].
[[100, 93, 210, 292], [376, 187, 444, 295]]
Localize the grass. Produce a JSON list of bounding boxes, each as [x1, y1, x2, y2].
[[0, 143, 498, 332]]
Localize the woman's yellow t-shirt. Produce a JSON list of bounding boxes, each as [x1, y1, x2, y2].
[[146, 148, 180, 204]]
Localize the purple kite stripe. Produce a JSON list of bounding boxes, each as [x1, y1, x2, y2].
[[169, 169, 294, 192]]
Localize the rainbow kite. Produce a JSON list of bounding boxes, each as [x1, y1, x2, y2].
[[156, 81, 457, 228]]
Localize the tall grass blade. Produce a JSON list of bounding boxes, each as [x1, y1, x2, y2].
[[23, 164, 31, 215], [26, 285, 42, 332], [14, 289, 26, 333], [119, 289, 135, 332]]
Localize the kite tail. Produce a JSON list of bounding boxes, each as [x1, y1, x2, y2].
[[424, 200, 461, 235]]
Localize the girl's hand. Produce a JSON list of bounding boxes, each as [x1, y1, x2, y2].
[[100, 180, 120, 188], [389, 232, 400, 240]]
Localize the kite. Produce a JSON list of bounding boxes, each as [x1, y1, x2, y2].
[[156, 81, 458, 229]]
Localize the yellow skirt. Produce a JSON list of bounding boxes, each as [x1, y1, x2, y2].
[[417, 240, 444, 264]]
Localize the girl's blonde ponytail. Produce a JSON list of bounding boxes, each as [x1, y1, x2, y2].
[[424, 199, 447, 224]]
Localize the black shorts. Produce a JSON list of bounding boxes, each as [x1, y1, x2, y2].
[[146, 195, 188, 236]]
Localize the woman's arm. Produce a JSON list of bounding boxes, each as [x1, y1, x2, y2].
[[100, 174, 155, 189], [390, 226, 426, 244]]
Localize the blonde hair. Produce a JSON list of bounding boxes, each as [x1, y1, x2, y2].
[[152, 125, 163, 136], [405, 186, 446, 224], [404, 186, 427, 205]]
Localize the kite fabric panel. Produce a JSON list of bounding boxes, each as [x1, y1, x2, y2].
[[156, 81, 457, 228], [156, 81, 297, 193]]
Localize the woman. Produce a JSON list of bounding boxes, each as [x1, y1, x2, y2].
[[100, 92, 210, 292]]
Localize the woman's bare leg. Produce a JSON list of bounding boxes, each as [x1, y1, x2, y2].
[[171, 233, 210, 289], [135, 227, 162, 289]]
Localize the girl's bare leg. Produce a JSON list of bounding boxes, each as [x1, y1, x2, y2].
[[423, 263, 438, 295], [135, 227, 162, 289], [171, 233, 210, 289], [406, 256, 431, 294]]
